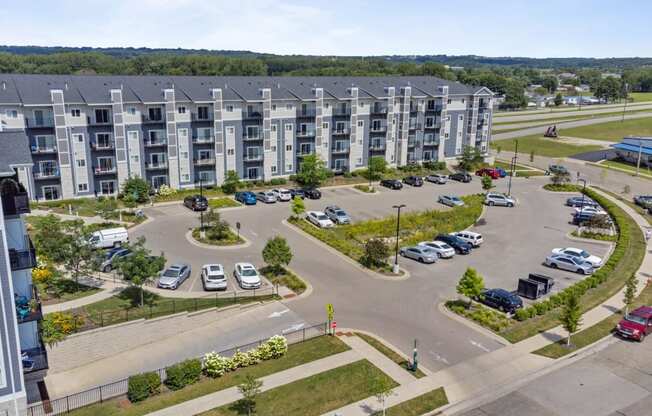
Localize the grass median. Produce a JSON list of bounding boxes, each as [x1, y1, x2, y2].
[[354, 333, 426, 378], [372, 387, 448, 416], [491, 135, 602, 158], [68, 335, 350, 416], [200, 359, 398, 416], [560, 116, 652, 141]]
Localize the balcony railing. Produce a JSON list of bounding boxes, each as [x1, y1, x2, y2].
[[296, 130, 316, 138], [332, 128, 350, 136], [371, 106, 388, 115], [91, 142, 115, 151], [426, 105, 444, 113], [87, 116, 112, 126], [144, 139, 168, 147], [191, 113, 212, 122], [243, 154, 263, 162], [297, 109, 317, 117], [93, 166, 117, 175], [145, 162, 168, 170], [192, 136, 214, 144], [332, 107, 351, 116], [242, 110, 263, 119], [332, 146, 350, 154], [22, 343, 48, 374], [297, 149, 314, 156], [409, 123, 422, 130], [2, 191, 30, 216], [34, 170, 60, 180], [193, 158, 216, 166], [16, 287, 42, 324], [369, 143, 386, 151], [9, 239, 36, 271], [423, 138, 440, 146], [370, 125, 387, 133], [332, 163, 350, 173], [408, 141, 417, 148], [25, 116, 55, 128], [31, 145, 57, 154], [142, 115, 165, 123]]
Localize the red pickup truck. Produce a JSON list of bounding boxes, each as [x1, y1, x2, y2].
[[475, 168, 500, 179], [617, 306, 652, 341]]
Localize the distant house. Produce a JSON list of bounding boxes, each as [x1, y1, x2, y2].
[[577, 84, 591, 92], [558, 72, 578, 80], [601, 72, 621, 79], [612, 137, 652, 167]]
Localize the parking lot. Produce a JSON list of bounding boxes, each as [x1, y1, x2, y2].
[[131, 175, 612, 371]]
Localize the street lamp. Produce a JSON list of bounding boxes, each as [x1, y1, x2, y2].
[[392, 204, 406, 274], [577, 178, 587, 233], [199, 178, 205, 238]]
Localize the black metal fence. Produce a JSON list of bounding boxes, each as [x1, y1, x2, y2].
[[27, 322, 328, 415]]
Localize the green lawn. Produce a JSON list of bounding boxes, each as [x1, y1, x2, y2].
[[192, 227, 244, 246], [68, 287, 277, 330], [493, 161, 536, 171], [629, 92, 652, 102], [600, 160, 652, 177], [354, 333, 426, 378], [593, 187, 652, 227], [372, 388, 448, 416], [208, 198, 241, 209], [260, 266, 307, 294], [68, 336, 349, 416], [491, 135, 603, 157], [37, 280, 100, 305], [201, 360, 398, 416], [560, 117, 652, 141]]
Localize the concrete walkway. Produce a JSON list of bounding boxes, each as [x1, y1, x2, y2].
[[30, 208, 131, 225], [42, 278, 124, 313]]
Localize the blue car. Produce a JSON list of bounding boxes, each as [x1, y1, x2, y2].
[[495, 167, 508, 178], [235, 191, 257, 205]]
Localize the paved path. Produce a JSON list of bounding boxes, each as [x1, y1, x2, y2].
[[42, 278, 124, 313], [30, 209, 131, 225], [493, 101, 652, 118], [493, 103, 652, 123]]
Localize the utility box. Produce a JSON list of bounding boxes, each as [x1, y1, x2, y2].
[[528, 273, 555, 294], [517, 278, 546, 300]]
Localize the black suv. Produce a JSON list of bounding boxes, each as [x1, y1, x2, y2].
[[480, 288, 523, 314], [434, 234, 472, 254], [183, 195, 208, 211], [303, 188, 322, 199], [548, 164, 569, 175], [380, 179, 403, 190], [403, 176, 423, 187], [449, 172, 472, 183]]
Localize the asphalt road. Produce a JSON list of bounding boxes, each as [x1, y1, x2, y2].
[[493, 102, 652, 123], [133, 177, 609, 372]]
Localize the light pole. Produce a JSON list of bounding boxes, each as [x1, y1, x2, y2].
[[199, 178, 205, 238], [577, 178, 587, 233], [507, 139, 518, 196], [392, 204, 406, 275], [622, 82, 629, 122]]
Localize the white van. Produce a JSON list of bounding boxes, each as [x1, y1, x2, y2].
[[451, 231, 483, 247], [89, 227, 129, 249]]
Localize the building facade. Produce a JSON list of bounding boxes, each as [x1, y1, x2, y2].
[[0, 75, 493, 201]]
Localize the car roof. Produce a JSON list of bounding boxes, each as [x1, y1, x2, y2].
[[632, 306, 652, 318], [204, 264, 223, 271], [169, 263, 187, 269], [236, 262, 255, 269], [457, 230, 481, 237], [488, 288, 513, 297]]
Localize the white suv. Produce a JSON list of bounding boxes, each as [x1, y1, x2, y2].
[[485, 192, 515, 207], [234, 263, 262, 289], [201, 264, 227, 291], [451, 231, 483, 247], [272, 188, 292, 202]]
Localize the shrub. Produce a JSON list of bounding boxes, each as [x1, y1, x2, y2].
[[204, 352, 231, 378], [122, 177, 151, 203], [265, 335, 288, 358], [361, 238, 389, 268], [514, 309, 529, 321], [231, 350, 251, 369], [41, 312, 82, 347], [423, 161, 447, 171], [165, 358, 202, 390], [221, 170, 241, 194], [127, 371, 161, 403], [268, 178, 287, 186], [157, 184, 176, 197]]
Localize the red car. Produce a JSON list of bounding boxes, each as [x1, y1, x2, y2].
[[617, 306, 652, 341], [475, 168, 500, 179]]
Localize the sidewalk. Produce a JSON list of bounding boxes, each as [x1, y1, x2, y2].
[[325, 187, 652, 416], [31, 208, 131, 225]]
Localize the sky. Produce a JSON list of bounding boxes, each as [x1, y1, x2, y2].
[[0, 0, 651, 58]]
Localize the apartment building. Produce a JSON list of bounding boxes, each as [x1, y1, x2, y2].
[[0, 140, 44, 416], [0, 75, 493, 201]]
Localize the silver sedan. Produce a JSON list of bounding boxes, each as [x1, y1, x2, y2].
[[544, 254, 593, 275], [399, 246, 438, 264]]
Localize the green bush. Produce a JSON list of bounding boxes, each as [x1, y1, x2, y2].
[[164, 358, 202, 391], [127, 371, 161, 403], [268, 178, 287, 186], [423, 161, 447, 171]]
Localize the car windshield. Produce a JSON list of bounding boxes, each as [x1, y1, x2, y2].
[[317, 214, 329, 220], [163, 269, 180, 278], [579, 251, 590, 258], [440, 243, 452, 249], [625, 314, 647, 325], [421, 248, 436, 254], [451, 197, 461, 202], [335, 210, 346, 216], [209, 265, 221, 272], [569, 257, 584, 265], [240, 268, 257, 277], [280, 190, 290, 195]]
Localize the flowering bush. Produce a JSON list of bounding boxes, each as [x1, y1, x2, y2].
[[202, 335, 288, 379], [41, 312, 83, 346], [231, 350, 250, 369], [32, 266, 55, 287], [256, 342, 274, 361], [266, 335, 288, 358], [157, 184, 176, 196], [203, 352, 231, 378]]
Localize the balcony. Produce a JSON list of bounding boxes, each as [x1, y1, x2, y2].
[[370, 125, 387, 133], [25, 116, 55, 128], [297, 149, 314, 157], [332, 163, 350, 173], [91, 142, 115, 151], [87, 116, 112, 126], [2, 191, 30, 216], [191, 113, 212, 122], [242, 110, 263, 120], [22, 342, 49, 374], [34, 170, 60, 180], [296, 130, 316, 138], [332, 128, 350, 136], [371, 106, 388, 115], [332, 107, 351, 117], [146, 162, 168, 170], [94, 166, 117, 175], [144, 139, 168, 147], [409, 123, 422, 130], [9, 239, 37, 271], [243, 154, 263, 162], [31, 145, 57, 154], [16, 287, 42, 324], [243, 134, 262, 141], [332, 146, 350, 154], [424, 123, 439, 130], [142, 115, 165, 124], [426, 105, 443, 113], [408, 141, 417, 148], [423, 138, 440, 146], [369, 143, 386, 151], [297, 109, 317, 117], [192, 136, 215, 144], [194, 158, 216, 166]]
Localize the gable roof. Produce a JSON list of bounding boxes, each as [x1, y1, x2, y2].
[[0, 131, 32, 176]]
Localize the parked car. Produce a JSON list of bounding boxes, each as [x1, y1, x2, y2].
[[99, 247, 132, 273], [495, 167, 508, 178], [544, 254, 594, 275], [480, 288, 523, 314], [89, 227, 129, 249], [574, 206, 606, 216], [271, 188, 292, 202], [633, 195, 652, 208], [303, 188, 322, 199], [306, 211, 334, 228], [571, 211, 611, 226], [551, 247, 603, 268], [256, 191, 277, 204], [234, 262, 262, 289], [418, 241, 455, 258], [399, 246, 438, 263], [548, 164, 569, 175], [235, 191, 257, 205], [403, 176, 423, 187], [324, 205, 351, 224], [380, 179, 403, 190], [485, 192, 515, 207], [201, 264, 227, 291], [566, 196, 598, 208], [475, 168, 500, 179], [158, 263, 191, 290], [435, 234, 472, 254], [451, 231, 483, 247], [289, 188, 306, 199], [438, 195, 465, 207], [449, 172, 472, 183], [183, 194, 208, 211], [617, 306, 652, 341], [425, 173, 447, 184]]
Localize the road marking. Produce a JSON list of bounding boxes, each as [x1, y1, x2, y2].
[[469, 340, 491, 352], [250, 231, 259, 237], [268, 309, 290, 318], [428, 351, 449, 365], [282, 323, 305, 334]]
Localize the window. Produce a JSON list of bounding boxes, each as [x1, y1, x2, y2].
[[356, 158, 362, 165], [271, 125, 277, 132], [178, 106, 186, 114], [78, 183, 88, 192], [96, 133, 111, 148], [130, 155, 139, 163], [42, 186, 59, 200], [226, 105, 234, 112], [286, 104, 292, 110], [285, 124, 293, 131], [73, 133, 84, 143], [246, 126, 259, 138], [458, 115, 464, 121], [287, 164, 293, 171], [271, 165, 277, 173], [322, 122, 329, 129], [324, 103, 329, 109], [197, 149, 211, 160], [148, 107, 162, 121], [226, 126, 235, 134], [357, 120, 363, 127], [271, 145, 276, 152], [181, 151, 189, 159], [76, 159, 86, 167], [446, 115, 451, 121], [300, 143, 312, 154], [177, 128, 188, 138], [5, 109, 18, 118], [198, 171, 213, 182], [127, 107, 136, 115], [286, 144, 292, 151], [35, 135, 56, 151], [197, 106, 209, 120], [445, 133, 449, 138], [128, 130, 139, 140], [71, 109, 81, 117], [182, 174, 190, 182], [95, 109, 110, 123], [461, 99, 465, 104], [227, 149, 235, 155], [447, 99, 452, 104], [100, 181, 116, 195], [271, 104, 277, 111]]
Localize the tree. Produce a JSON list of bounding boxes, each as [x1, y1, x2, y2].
[[481, 175, 494, 192], [96, 198, 118, 220], [585, 214, 611, 233], [237, 375, 262, 416], [595, 77, 623, 103], [370, 372, 395, 416], [31, 214, 67, 262], [221, 170, 241, 194], [262, 236, 292, 273], [559, 292, 582, 346], [530, 149, 535, 162], [456, 267, 484, 308], [203, 208, 231, 240], [457, 146, 484, 172], [550, 171, 571, 186], [362, 239, 390, 268], [296, 154, 329, 188], [59, 220, 97, 285], [122, 176, 151, 203], [366, 156, 388, 181], [290, 196, 305, 218], [542, 77, 558, 94], [554, 93, 563, 106], [623, 275, 638, 317], [114, 237, 165, 307]]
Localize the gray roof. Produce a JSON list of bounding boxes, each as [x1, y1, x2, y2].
[[0, 74, 489, 106], [0, 131, 32, 176]]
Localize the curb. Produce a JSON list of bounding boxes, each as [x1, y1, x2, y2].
[[277, 265, 314, 303], [585, 161, 652, 180], [437, 302, 509, 346], [564, 231, 616, 246], [184, 229, 251, 250]]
